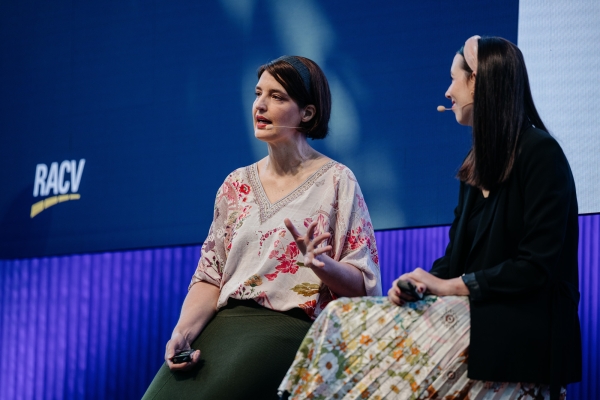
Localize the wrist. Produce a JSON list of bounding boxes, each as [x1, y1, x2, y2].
[[440, 277, 469, 296], [452, 276, 470, 296], [172, 326, 195, 344]]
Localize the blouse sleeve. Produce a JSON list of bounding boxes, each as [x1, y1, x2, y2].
[[331, 168, 382, 296], [189, 177, 233, 289]]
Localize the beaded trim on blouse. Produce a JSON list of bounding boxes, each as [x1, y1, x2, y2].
[[246, 160, 338, 224]]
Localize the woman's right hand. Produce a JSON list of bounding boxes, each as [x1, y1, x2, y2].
[[284, 218, 332, 269], [165, 331, 201, 371]]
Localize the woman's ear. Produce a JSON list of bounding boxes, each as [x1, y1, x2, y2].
[[468, 72, 476, 94], [302, 105, 316, 122]]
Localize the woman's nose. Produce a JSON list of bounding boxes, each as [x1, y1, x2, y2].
[[445, 87, 451, 100], [254, 96, 266, 110]]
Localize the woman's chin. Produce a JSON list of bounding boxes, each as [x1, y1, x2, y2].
[[254, 129, 273, 142], [454, 113, 473, 127]]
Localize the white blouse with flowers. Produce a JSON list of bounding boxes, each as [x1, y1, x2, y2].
[[190, 160, 381, 320]]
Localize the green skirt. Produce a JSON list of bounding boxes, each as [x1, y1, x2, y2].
[[143, 299, 312, 400]]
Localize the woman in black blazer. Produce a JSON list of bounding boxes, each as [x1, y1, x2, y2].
[[278, 36, 581, 400], [388, 36, 581, 398]]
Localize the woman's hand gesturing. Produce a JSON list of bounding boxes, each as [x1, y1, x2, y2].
[[284, 218, 332, 269]]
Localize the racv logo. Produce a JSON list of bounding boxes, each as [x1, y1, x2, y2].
[[30, 159, 86, 218]]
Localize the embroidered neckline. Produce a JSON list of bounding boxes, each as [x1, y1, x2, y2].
[[247, 160, 337, 224]]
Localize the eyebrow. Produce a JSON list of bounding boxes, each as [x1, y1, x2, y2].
[[255, 85, 288, 95]]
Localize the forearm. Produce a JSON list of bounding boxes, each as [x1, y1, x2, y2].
[[311, 256, 366, 297], [172, 281, 220, 342]]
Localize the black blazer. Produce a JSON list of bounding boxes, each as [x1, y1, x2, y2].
[[430, 127, 581, 385]]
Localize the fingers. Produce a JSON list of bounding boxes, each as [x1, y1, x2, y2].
[[405, 268, 436, 295], [387, 284, 404, 306], [391, 276, 427, 303], [305, 222, 331, 255], [165, 334, 202, 371], [388, 278, 402, 304], [284, 218, 301, 240], [284, 219, 330, 248], [165, 341, 175, 361], [306, 220, 319, 240], [164, 340, 178, 369], [413, 281, 427, 295], [284, 219, 333, 270], [309, 256, 325, 268], [304, 245, 331, 268], [191, 349, 201, 363], [389, 269, 435, 306], [310, 232, 331, 248], [399, 277, 422, 301], [313, 245, 332, 256], [168, 349, 201, 371]]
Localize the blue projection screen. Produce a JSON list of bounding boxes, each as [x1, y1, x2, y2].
[[1, 0, 597, 259]]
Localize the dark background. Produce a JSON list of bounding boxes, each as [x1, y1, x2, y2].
[[0, 0, 518, 258]]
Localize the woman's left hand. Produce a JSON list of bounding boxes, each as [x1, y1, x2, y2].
[[401, 268, 450, 296], [389, 268, 469, 305], [284, 218, 332, 269]]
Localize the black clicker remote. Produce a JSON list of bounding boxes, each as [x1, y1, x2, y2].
[[172, 349, 195, 364], [396, 279, 423, 300]]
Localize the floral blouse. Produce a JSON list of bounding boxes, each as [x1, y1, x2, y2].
[[190, 160, 381, 319]]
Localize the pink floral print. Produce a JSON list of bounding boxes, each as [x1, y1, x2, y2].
[[189, 161, 381, 319]]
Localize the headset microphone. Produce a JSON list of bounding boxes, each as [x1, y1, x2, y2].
[[437, 102, 473, 113], [265, 125, 303, 129]]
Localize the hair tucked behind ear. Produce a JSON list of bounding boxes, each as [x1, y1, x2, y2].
[[456, 37, 547, 190], [257, 56, 331, 139]]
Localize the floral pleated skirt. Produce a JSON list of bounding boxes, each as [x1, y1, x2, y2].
[[278, 296, 564, 400]]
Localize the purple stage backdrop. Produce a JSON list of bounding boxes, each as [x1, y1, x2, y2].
[[1, 216, 598, 400]]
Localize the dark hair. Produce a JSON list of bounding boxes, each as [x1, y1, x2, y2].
[[456, 37, 547, 190], [257, 56, 331, 139]]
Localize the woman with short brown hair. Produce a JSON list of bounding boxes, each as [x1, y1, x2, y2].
[[143, 55, 381, 399]]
